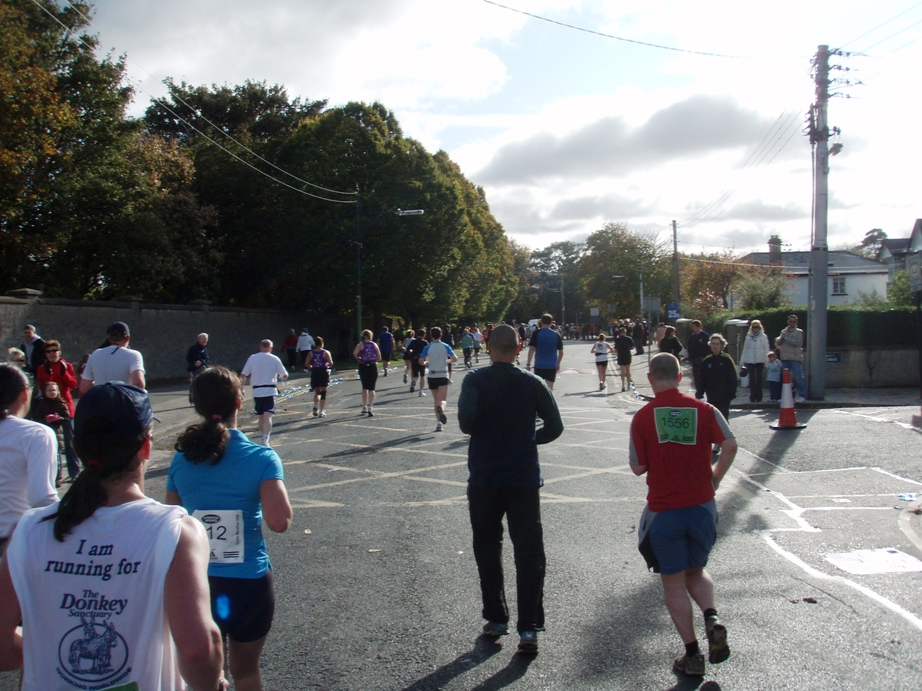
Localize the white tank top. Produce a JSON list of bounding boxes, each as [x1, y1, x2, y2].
[[7, 498, 186, 690]]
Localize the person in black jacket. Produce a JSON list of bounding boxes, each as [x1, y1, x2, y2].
[[696, 333, 737, 423], [658, 325, 683, 359], [685, 320, 711, 394], [19, 324, 45, 375]]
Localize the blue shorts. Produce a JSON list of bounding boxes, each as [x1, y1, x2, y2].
[[254, 395, 276, 415], [647, 503, 716, 575]]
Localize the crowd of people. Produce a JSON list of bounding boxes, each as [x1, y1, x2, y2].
[[0, 311, 810, 684]]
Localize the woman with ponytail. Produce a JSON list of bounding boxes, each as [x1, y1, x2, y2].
[[0, 381, 226, 689], [167, 365, 292, 691], [0, 363, 58, 553]]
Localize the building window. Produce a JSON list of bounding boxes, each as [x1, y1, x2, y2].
[[832, 276, 846, 295]]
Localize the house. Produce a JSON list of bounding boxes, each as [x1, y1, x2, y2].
[[878, 219, 922, 285], [738, 235, 890, 307]]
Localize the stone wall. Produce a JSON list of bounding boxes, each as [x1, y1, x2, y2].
[[1, 293, 352, 383]]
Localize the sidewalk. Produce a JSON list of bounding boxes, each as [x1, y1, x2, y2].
[[616, 353, 922, 409]]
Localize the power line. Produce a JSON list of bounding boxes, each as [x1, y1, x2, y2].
[[43, 0, 358, 202], [481, 0, 802, 59], [836, 1, 922, 50], [855, 17, 922, 54]]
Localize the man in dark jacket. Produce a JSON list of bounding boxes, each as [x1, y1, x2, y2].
[[686, 320, 711, 394], [458, 324, 563, 655], [19, 324, 45, 376]]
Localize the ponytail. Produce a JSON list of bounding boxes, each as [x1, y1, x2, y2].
[[174, 366, 241, 465], [0, 363, 29, 421]]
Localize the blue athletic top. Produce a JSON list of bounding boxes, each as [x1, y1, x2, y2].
[[529, 327, 563, 369], [379, 331, 394, 351], [167, 429, 285, 579]]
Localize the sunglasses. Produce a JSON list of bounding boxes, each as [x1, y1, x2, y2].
[[45, 348, 59, 353]]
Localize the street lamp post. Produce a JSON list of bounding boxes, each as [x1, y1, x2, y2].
[[355, 204, 424, 339]]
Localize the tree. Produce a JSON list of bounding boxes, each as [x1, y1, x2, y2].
[[578, 223, 671, 320], [887, 270, 914, 307], [734, 267, 794, 310], [679, 250, 739, 316], [855, 228, 887, 259]]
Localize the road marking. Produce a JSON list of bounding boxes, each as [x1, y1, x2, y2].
[[833, 409, 917, 431]]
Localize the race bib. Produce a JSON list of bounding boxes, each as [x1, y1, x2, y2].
[[653, 407, 698, 445], [192, 509, 244, 563]]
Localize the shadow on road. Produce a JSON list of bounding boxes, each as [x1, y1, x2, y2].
[[400, 635, 505, 690]]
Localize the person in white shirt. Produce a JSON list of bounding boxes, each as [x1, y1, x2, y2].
[[0, 381, 226, 691], [240, 340, 288, 446], [0, 364, 59, 553], [296, 328, 315, 371], [79, 321, 146, 393], [420, 327, 458, 432]]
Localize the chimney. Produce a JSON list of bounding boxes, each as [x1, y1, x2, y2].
[[768, 235, 782, 264]]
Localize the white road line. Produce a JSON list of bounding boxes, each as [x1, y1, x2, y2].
[[833, 409, 917, 431]]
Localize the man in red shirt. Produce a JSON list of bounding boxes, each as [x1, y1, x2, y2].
[[629, 353, 738, 678]]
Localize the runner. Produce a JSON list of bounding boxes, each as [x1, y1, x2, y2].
[[614, 327, 635, 392], [378, 326, 394, 377], [460, 327, 474, 369], [591, 333, 615, 391], [420, 327, 458, 432], [402, 330, 415, 384], [471, 326, 483, 364], [240, 340, 288, 447], [353, 330, 382, 416], [406, 329, 428, 396], [525, 314, 564, 391], [168, 366, 292, 691], [310, 337, 334, 418]]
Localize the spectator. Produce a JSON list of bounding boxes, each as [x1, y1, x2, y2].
[[6, 348, 27, 369], [186, 333, 211, 382], [0, 381, 226, 689], [739, 320, 770, 403], [281, 329, 299, 371], [766, 352, 783, 402], [31, 381, 70, 487], [296, 328, 315, 371], [658, 326, 683, 359], [19, 324, 45, 376], [35, 340, 81, 482], [777, 315, 807, 403], [696, 334, 738, 425], [685, 320, 710, 394], [79, 322, 146, 393]]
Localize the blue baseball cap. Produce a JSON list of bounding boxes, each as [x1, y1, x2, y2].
[[74, 382, 154, 445]]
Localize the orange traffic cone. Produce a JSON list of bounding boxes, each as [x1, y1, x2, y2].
[[769, 368, 807, 430]]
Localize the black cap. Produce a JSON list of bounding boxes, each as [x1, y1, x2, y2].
[[107, 322, 130, 339], [74, 382, 153, 446]]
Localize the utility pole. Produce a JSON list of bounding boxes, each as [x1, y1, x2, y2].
[[807, 45, 830, 400], [560, 270, 566, 326], [672, 220, 680, 307]]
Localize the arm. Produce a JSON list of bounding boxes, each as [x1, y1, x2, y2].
[[0, 558, 23, 671], [556, 340, 564, 370], [78, 377, 94, 395], [447, 346, 458, 365], [62, 362, 78, 391], [457, 374, 478, 435], [712, 437, 738, 489], [164, 516, 224, 691], [628, 421, 648, 475], [27, 427, 59, 508], [525, 345, 535, 368], [352, 343, 363, 362], [534, 379, 564, 444], [260, 479, 293, 533], [373, 343, 382, 363], [324, 350, 334, 368], [129, 369, 146, 390]]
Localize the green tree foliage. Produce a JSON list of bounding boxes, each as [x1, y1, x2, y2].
[[577, 223, 671, 319], [679, 250, 739, 316], [0, 0, 216, 301], [887, 270, 914, 307], [734, 266, 794, 310]]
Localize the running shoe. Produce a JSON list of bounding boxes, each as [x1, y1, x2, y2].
[[404, 373, 408, 383], [319, 411, 327, 418], [312, 407, 318, 417], [410, 383, 415, 393], [367, 409, 374, 417], [706, 615, 730, 663], [437, 406, 447, 424], [673, 653, 705, 676], [435, 422, 443, 432], [517, 631, 538, 654], [481, 622, 509, 637], [419, 390, 426, 397]]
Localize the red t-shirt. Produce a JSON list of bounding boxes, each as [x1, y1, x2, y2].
[[629, 388, 731, 512]]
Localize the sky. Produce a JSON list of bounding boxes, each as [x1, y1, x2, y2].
[[81, 0, 922, 256]]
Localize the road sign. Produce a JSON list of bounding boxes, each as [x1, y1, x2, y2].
[[667, 302, 680, 320], [643, 297, 661, 312]]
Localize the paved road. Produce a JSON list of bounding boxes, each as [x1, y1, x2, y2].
[[3, 343, 921, 690]]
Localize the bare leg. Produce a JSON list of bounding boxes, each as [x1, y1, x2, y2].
[[661, 571, 697, 644], [228, 635, 268, 691]]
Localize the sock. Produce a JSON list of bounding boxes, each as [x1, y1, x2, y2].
[[703, 608, 718, 620], [262, 434, 270, 445], [685, 640, 700, 657]]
